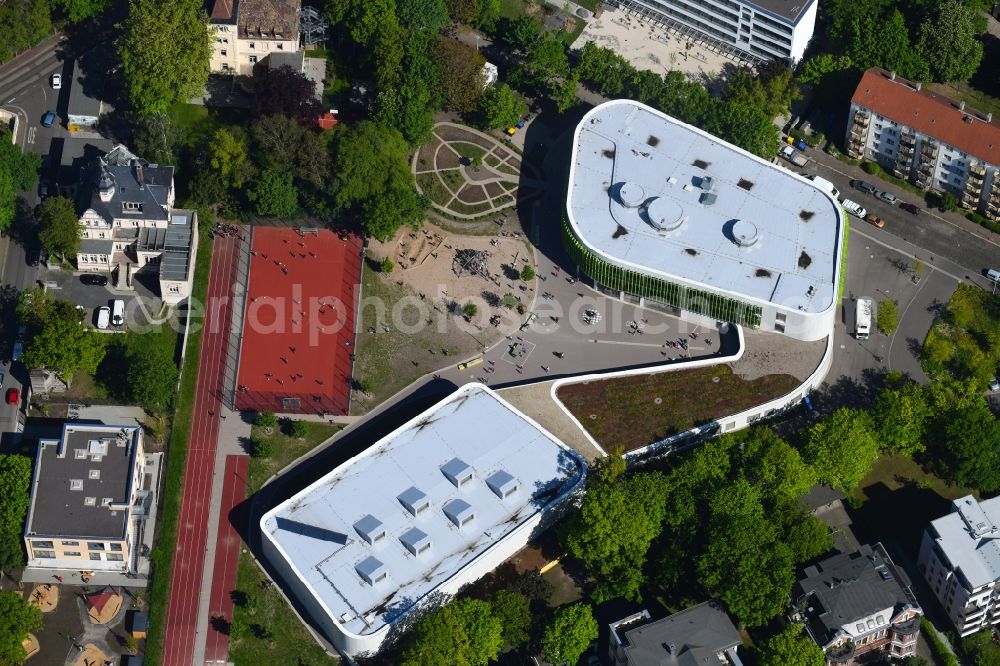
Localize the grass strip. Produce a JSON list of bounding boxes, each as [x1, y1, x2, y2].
[[145, 225, 214, 666], [839, 214, 849, 301], [920, 617, 959, 666]]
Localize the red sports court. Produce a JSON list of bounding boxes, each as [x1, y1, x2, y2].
[[235, 227, 362, 415]]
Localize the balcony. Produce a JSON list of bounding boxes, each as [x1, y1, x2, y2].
[[918, 164, 934, 178], [853, 112, 871, 127], [897, 144, 914, 158], [920, 143, 939, 158], [899, 132, 916, 147], [826, 640, 855, 665], [893, 167, 909, 179], [969, 163, 986, 176]]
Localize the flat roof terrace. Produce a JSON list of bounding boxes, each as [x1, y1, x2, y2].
[[568, 100, 842, 315], [261, 384, 586, 640]]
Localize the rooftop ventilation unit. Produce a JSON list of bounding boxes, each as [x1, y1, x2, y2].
[[400, 527, 431, 556], [700, 176, 714, 191], [353, 514, 386, 545], [355, 555, 387, 585], [486, 470, 519, 499], [646, 198, 685, 232], [444, 499, 475, 528], [398, 486, 430, 516], [699, 192, 718, 206], [441, 458, 474, 488], [618, 181, 645, 208], [731, 219, 760, 247]]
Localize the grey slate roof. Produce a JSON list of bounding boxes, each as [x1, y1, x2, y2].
[[801, 484, 846, 511], [84, 145, 173, 224], [797, 543, 920, 646], [80, 238, 114, 254], [25, 424, 142, 539], [618, 602, 742, 665], [67, 58, 101, 119]]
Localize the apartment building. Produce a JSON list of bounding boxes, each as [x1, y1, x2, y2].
[[795, 544, 922, 666], [23, 424, 149, 577], [77, 145, 198, 306], [918, 495, 1000, 637], [209, 0, 301, 76], [611, 0, 817, 63], [846, 68, 1000, 221], [608, 602, 742, 665]]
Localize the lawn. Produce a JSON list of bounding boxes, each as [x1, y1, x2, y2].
[[449, 200, 493, 215], [557, 365, 800, 451], [500, 0, 526, 20], [925, 81, 1000, 121], [246, 421, 342, 494], [451, 141, 489, 162]]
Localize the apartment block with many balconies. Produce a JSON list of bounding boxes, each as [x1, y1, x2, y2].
[[918, 495, 1000, 637], [846, 68, 1000, 221], [209, 0, 301, 76], [794, 543, 922, 666]]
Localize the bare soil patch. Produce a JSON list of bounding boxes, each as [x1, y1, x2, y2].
[[457, 184, 488, 203], [436, 146, 461, 169], [484, 181, 504, 198]]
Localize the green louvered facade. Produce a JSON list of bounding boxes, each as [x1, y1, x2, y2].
[[562, 218, 763, 329]]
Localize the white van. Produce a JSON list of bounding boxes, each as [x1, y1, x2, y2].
[[805, 174, 840, 200], [96, 306, 111, 330], [112, 299, 125, 327], [987, 268, 1000, 283]]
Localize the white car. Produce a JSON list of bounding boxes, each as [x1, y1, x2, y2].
[[990, 377, 1000, 392], [842, 199, 868, 219], [51, 73, 61, 89], [96, 306, 111, 330]]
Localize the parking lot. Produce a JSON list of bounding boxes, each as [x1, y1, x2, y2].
[[40, 266, 163, 331]]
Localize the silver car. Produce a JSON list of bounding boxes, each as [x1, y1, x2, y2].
[[876, 191, 898, 204]]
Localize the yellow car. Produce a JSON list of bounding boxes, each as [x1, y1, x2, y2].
[[506, 127, 516, 136]]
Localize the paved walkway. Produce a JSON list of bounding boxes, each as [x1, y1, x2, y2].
[[161, 232, 244, 666]]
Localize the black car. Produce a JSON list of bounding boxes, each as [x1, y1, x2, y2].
[[80, 274, 109, 286], [25, 245, 40, 266], [850, 179, 878, 195], [899, 202, 921, 215]]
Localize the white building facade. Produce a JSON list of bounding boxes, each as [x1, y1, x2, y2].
[[610, 0, 817, 63], [209, 0, 301, 76], [918, 495, 1000, 637], [565, 100, 844, 342], [847, 68, 1000, 222], [260, 384, 587, 657]]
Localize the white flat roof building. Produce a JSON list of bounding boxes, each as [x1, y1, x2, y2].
[[565, 100, 844, 341], [260, 384, 587, 656]]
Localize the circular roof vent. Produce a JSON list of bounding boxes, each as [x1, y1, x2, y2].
[[618, 181, 645, 208], [646, 197, 685, 232], [732, 219, 760, 247]]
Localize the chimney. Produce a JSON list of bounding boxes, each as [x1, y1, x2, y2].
[[135, 163, 143, 186], [960, 100, 966, 112], [889, 71, 896, 81]]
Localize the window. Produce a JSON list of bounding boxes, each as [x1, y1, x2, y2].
[[62, 540, 79, 546], [220, 49, 227, 56], [70, 479, 83, 490], [89, 470, 100, 479], [249, 55, 257, 64], [34, 550, 55, 559], [110, 543, 122, 551], [107, 553, 124, 561], [774, 322, 785, 333], [89, 552, 102, 561], [64, 551, 81, 557], [249, 42, 255, 49], [88, 542, 105, 551], [222, 63, 230, 71], [123, 202, 142, 211], [33, 540, 54, 549]]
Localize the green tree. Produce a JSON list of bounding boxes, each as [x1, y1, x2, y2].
[[51, 0, 111, 22], [434, 37, 486, 113], [849, 11, 928, 81], [36, 196, 80, 259], [938, 400, 1000, 491], [0, 0, 52, 62], [552, 72, 580, 113], [917, 0, 984, 83], [0, 455, 32, 570], [209, 127, 253, 189], [375, 81, 436, 146], [738, 428, 815, 504], [706, 100, 780, 159], [463, 302, 478, 318], [248, 170, 298, 218], [874, 382, 930, 456], [362, 187, 427, 241], [540, 603, 598, 666], [131, 112, 181, 167], [758, 623, 825, 666], [499, 15, 541, 50], [398, 0, 449, 32], [250, 434, 274, 459], [797, 54, 851, 86], [563, 472, 669, 602], [24, 316, 108, 380], [784, 510, 835, 563], [126, 345, 178, 411], [445, 0, 481, 24], [0, 129, 42, 192], [256, 411, 278, 429], [252, 65, 322, 123], [698, 479, 795, 626], [0, 164, 13, 233], [333, 122, 414, 208], [803, 408, 880, 492], [0, 590, 43, 665], [290, 420, 309, 438], [476, 0, 499, 30], [481, 84, 527, 130], [400, 597, 502, 666], [490, 589, 532, 649], [519, 265, 535, 281], [118, 0, 211, 116], [381, 257, 395, 273], [725, 65, 801, 120], [526, 33, 569, 84], [877, 299, 900, 335]]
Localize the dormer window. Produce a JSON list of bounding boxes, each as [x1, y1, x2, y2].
[[123, 202, 142, 212]]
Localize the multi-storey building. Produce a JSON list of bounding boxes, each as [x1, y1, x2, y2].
[[918, 495, 1000, 637], [795, 544, 922, 665], [566, 100, 845, 341], [209, 0, 301, 76], [610, 0, 817, 63], [23, 424, 150, 578], [608, 602, 742, 665], [77, 145, 198, 306], [846, 68, 1000, 221]]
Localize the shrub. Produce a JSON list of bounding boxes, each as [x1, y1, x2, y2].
[[291, 420, 309, 438], [940, 192, 957, 211], [463, 302, 478, 318], [250, 435, 274, 459], [862, 161, 882, 175], [920, 617, 959, 666], [877, 299, 899, 335], [520, 265, 535, 281], [380, 257, 394, 273], [255, 411, 278, 429], [359, 378, 375, 394]]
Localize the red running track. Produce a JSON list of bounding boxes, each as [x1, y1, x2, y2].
[[204, 454, 248, 663], [161, 232, 243, 666]]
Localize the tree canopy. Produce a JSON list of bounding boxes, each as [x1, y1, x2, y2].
[[209, 127, 254, 189], [804, 408, 880, 492], [937, 400, 1000, 492], [757, 623, 825, 666], [23, 308, 108, 379], [481, 84, 527, 130], [0, 454, 32, 570], [0, 590, 43, 665], [126, 343, 179, 411], [0, 129, 41, 231], [252, 66, 323, 123], [400, 597, 503, 666], [540, 603, 598, 666], [0, 0, 51, 63], [118, 0, 211, 116], [917, 0, 984, 83], [397, 0, 449, 32], [248, 170, 299, 218], [490, 590, 532, 649], [434, 37, 486, 113], [51, 0, 112, 22], [37, 196, 81, 259]]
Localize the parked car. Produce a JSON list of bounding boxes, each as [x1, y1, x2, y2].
[[876, 191, 898, 204], [112, 299, 125, 327], [865, 212, 886, 228], [899, 202, 921, 215], [5, 387, 19, 406], [850, 179, 878, 195], [11, 340, 23, 362], [80, 273, 109, 286], [51, 73, 61, 89], [96, 306, 111, 330], [986, 268, 1000, 283], [842, 199, 868, 218], [989, 377, 1000, 392], [41, 110, 56, 127]]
